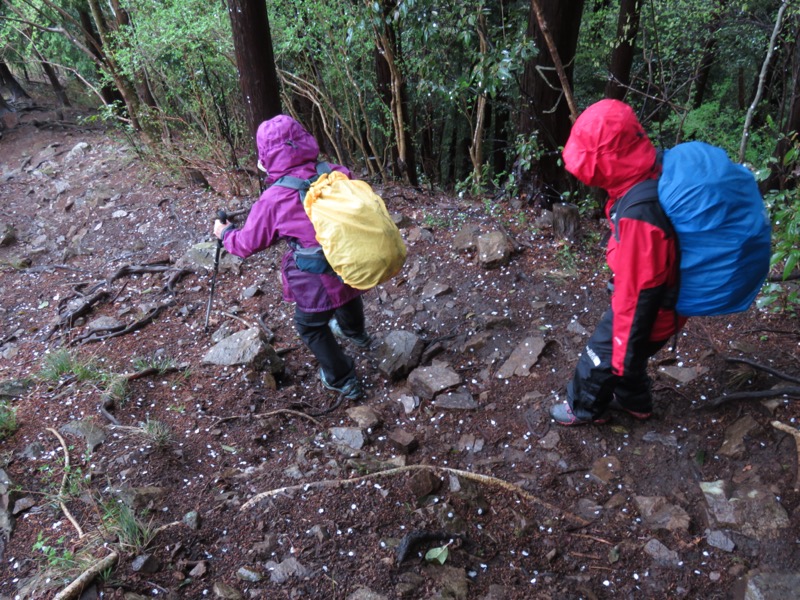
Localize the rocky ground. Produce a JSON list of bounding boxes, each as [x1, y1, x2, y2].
[[1, 100, 800, 600]]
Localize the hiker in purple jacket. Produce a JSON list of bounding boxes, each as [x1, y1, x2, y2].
[[213, 115, 371, 401]]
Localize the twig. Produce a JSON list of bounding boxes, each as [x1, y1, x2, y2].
[[53, 551, 119, 600], [772, 421, 800, 491], [240, 465, 588, 525], [45, 427, 85, 538]]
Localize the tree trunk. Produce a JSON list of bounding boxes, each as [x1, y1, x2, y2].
[[519, 0, 586, 207], [604, 0, 641, 100], [78, 9, 125, 106], [0, 62, 33, 103], [226, 0, 282, 143], [109, 0, 158, 110], [34, 51, 71, 107], [371, 0, 418, 186]]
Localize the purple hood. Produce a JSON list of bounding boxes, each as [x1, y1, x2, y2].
[[222, 115, 362, 312]]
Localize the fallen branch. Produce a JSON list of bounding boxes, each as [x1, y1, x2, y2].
[[53, 551, 118, 600], [45, 427, 85, 538], [772, 421, 800, 491], [240, 464, 589, 525]]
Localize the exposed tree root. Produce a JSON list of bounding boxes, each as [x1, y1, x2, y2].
[[240, 464, 589, 525], [772, 421, 800, 491], [73, 303, 170, 346], [46, 427, 85, 539], [46, 289, 109, 339], [53, 551, 118, 600], [707, 357, 800, 407]]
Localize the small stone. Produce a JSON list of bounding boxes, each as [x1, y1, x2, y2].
[[131, 554, 160, 573], [236, 565, 263, 582], [388, 429, 418, 454]]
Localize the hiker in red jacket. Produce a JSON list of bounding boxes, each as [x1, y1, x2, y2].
[[549, 99, 687, 426], [213, 115, 371, 401]]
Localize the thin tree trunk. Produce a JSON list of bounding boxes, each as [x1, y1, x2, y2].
[[604, 0, 641, 100], [740, 0, 788, 163], [35, 52, 71, 107]]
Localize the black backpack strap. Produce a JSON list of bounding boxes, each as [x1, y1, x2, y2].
[[611, 179, 659, 242]]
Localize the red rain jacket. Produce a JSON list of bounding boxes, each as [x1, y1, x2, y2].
[[562, 100, 685, 377]]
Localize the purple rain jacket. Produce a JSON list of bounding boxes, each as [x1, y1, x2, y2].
[[222, 115, 364, 312]]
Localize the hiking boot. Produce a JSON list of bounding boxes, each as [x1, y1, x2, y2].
[[319, 368, 363, 400], [329, 318, 372, 348], [608, 396, 652, 421], [549, 401, 609, 426]]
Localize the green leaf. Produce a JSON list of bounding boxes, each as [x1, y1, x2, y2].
[[425, 545, 449, 565]]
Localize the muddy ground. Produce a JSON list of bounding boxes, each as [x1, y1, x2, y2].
[[1, 101, 799, 600]]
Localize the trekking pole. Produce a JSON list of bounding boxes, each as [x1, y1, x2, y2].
[[204, 210, 228, 333]]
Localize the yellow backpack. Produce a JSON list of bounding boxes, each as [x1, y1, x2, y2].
[[275, 163, 407, 290]]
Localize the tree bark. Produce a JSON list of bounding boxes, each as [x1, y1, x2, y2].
[[78, 9, 124, 106], [604, 0, 641, 100], [0, 62, 33, 103], [226, 0, 282, 143], [519, 0, 586, 207], [371, 0, 418, 186]]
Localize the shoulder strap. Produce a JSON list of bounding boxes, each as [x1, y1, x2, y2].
[[273, 161, 332, 191], [612, 179, 659, 242]]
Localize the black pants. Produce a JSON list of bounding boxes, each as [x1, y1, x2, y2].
[[294, 296, 365, 387], [568, 309, 670, 420]]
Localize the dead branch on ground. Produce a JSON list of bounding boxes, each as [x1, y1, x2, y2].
[[240, 464, 589, 526]]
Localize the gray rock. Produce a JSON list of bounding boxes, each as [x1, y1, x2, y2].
[[742, 571, 800, 600], [377, 330, 425, 380], [347, 588, 388, 600], [700, 479, 790, 538], [0, 223, 17, 246], [433, 391, 478, 410], [64, 141, 90, 162], [329, 427, 366, 450], [718, 415, 760, 457], [86, 315, 124, 332], [634, 496, 691, 531], [657, 364, 708, 384], [421, 280, 452, 299], [477, 230, 511, 268], [0, 378, 33, 399], [705, 529, 735, 552], [212, 581, 243, 599], [59, 419, 106, 453], [346, 405, 382, 429], [643, 538, 680, 567], [496, 336, 546, 379], [183, 510, 201, 530], [180, 241, 242, 273], [235, 565, 263, 582], [266, 556, 308, 583], [202, 328, 284, 374], [131, 553, 160, 573], [407, 363, 461, 400], [452, 224, 480, 253]]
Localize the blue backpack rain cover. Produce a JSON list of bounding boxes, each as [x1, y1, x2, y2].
[[658, 141, 771, 316]]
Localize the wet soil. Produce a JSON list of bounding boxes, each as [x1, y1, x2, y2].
[[1, 104, 799, 599]]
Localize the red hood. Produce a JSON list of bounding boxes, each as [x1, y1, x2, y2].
[[562, 99, 658, 203]]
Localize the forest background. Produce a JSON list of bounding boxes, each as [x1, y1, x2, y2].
[[1, 0, 798, 310]]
